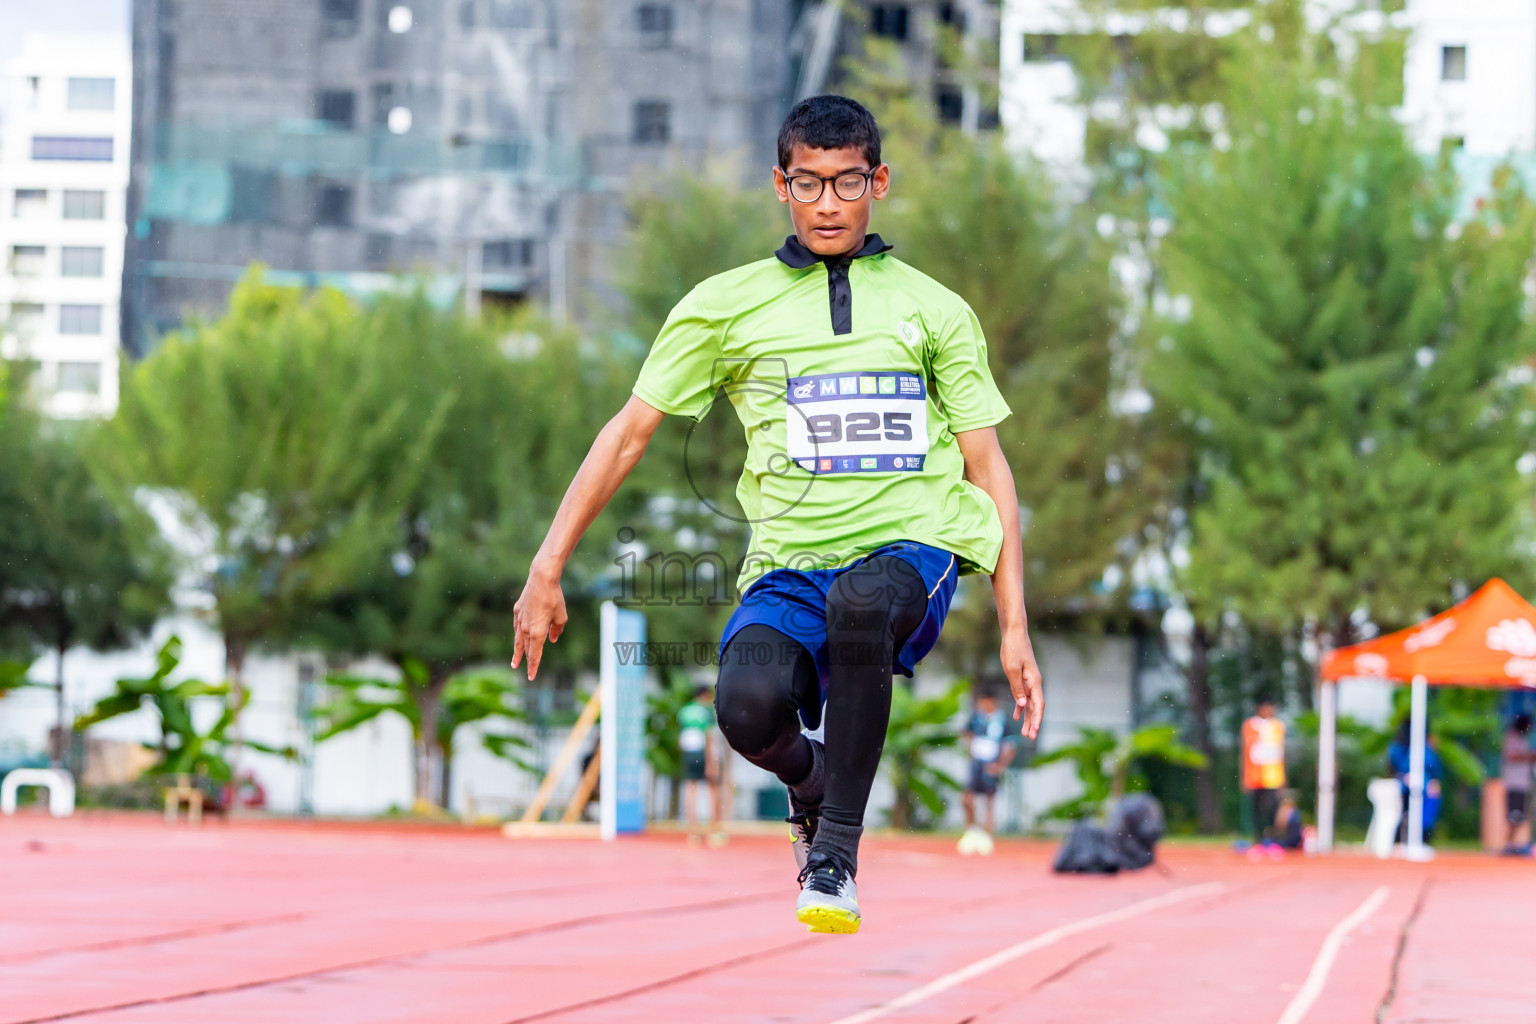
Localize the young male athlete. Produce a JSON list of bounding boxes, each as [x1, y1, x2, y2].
[[513, 95, 1043, 934]]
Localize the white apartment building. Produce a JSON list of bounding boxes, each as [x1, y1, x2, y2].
[[1400, 0, 1536, 157], [0, 33, 131, 418], [1000, 1, 1529, 168]]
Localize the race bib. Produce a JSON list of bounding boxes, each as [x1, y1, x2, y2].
[[679, 730, 706, 752], [1249, 741, 1281, 765], [970, 736, 1001, 762], [785, 371, 929, 474]]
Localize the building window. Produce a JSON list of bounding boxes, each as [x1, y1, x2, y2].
[[317, 90, 357, 130], [489, 0, 533, 28], [634, 101, 670, 144], [316, 183, 355, 226], [32, 137, 114, 161], [322, 0, 360, 37], [935, 85, 964, 125], [57, 361, 102, 395], [13, 189, 47, 218], [8, 302, 45, 334], [61, 246, 105, 278], [638, 4, 674, 48], [1442, 45, 1467, 81], [372, 83, 396, 125], [483, 239, 533, 269], [67, 77, 116, 111], [10, 245, 45, 276], [63, 190, 106, 220], [1024, 33, 1067, 62], [870, 5, 909, 41], [60, 304, 103, 335]]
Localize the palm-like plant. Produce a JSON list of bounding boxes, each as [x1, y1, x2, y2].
[[314, 661, 531, 810], [1035, 724, 1209, 821], [883, 680, 967, 830], [74, 636, 292, 782]]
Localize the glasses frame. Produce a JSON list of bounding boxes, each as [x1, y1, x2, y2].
[[782, 169, 876, 204]]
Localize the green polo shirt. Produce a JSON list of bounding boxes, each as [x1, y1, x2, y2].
[[632, 234, 1011, 594]]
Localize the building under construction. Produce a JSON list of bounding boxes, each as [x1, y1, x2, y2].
[[122, 1, 997, 353]]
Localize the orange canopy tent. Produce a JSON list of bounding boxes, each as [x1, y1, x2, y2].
[[1315, 579, 1536, 855], [1322, 578, 1536, 689]]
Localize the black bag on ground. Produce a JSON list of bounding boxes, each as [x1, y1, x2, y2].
[[1107, 793, 1164, 871], [1051, 819, 1123, 875], [1052, 794, 1165, 875]]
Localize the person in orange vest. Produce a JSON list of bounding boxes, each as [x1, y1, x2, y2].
[[1241, 698, 1287, 855]]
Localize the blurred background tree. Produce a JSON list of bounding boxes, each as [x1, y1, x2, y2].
[[0, 368, 170, 763], [1148, 29, 1536, 831]]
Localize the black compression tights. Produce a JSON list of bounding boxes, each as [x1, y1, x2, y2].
[[715, 556, 928, 828]]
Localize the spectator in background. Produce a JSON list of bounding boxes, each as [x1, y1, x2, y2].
[[1501, 713, 1535, 853], [1241, 697, 1286, 858], [679, 685, 722, 839], [1388, 718, 1445, 844], [1273, 790, 1304, 850], [960, 688, 1016, 852]]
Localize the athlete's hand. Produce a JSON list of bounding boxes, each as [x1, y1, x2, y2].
[[512, 567, 567, 682], [1001, 626, 1043, 740]]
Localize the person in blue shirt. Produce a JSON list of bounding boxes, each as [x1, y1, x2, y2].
[[961, 688, 1016, 840], [1388, 718, 1444, 843]]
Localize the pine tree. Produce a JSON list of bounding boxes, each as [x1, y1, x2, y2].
[[1150, 33, 1536, 692]]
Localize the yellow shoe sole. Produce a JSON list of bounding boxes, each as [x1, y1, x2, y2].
[[797, 904, 861, 934]]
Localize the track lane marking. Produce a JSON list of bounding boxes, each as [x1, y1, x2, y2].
[[825, 882, 1227, 1024], [1275, 885, 1390, 1024]]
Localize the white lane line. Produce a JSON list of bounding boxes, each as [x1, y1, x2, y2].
[[1275, 885, 1391, 1024], [826, 882, 1227, 1024]]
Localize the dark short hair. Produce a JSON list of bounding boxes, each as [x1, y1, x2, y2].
[[694, 684, 712, 701], [777, 95, 882, 170], [1516, 713, 1533, 735]]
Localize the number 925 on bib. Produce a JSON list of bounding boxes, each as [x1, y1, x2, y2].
[[785, 371, 929, 474]]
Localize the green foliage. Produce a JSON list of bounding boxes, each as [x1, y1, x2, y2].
[[105, 269, 626, 806], [74, 636, 293, 782], [0, 661, 35, 701], [99, 273, 431, 668], [1151, 32, 1536, 638], [0, 379, 169, 664], [883, 680, 966, 830], [1035, 723, 1209, 820]]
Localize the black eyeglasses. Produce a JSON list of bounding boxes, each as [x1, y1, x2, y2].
[[783, 170, 876, 203]]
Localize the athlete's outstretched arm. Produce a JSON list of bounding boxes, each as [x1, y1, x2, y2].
[[512, 395, 666, 680], [956, 427, 1044, 739]]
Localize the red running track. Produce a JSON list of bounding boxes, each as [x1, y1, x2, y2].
[[1, 814, 1530, 1023]]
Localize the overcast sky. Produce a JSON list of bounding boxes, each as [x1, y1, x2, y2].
[[0, 0, 131, 119]]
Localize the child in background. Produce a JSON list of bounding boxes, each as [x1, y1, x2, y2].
[[959, 688, 1015, 855]]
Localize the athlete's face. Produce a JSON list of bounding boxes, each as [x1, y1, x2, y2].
[[773, 144, 890, 258]]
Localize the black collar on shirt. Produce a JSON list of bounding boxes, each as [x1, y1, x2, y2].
[[774, 233, 892, 269], [774, 234, 892, 336]]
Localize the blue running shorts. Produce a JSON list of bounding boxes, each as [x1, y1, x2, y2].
[[718, 540, 961, 724]]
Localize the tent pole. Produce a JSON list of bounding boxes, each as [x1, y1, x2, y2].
[[1407, 674, 1429, 858], [1318, 677, 1336, 854]]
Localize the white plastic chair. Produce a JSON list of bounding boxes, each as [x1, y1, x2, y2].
[[0, 768, 76, 818]]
